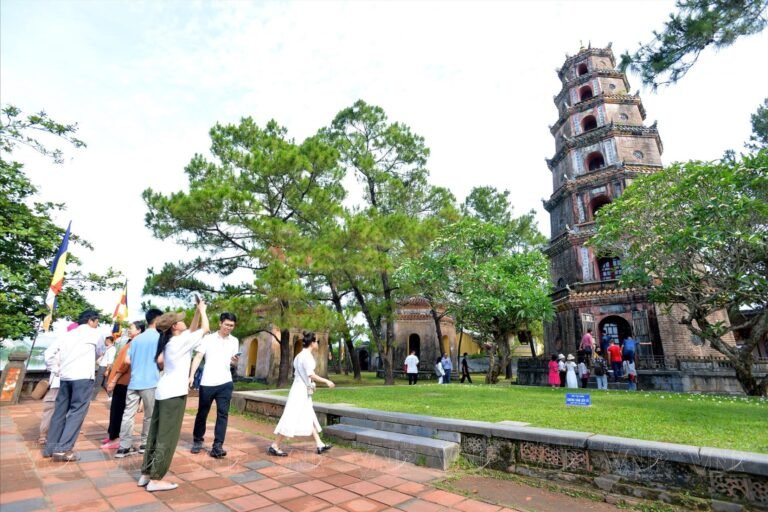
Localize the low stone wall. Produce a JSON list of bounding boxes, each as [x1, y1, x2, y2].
[[233, 391, 768, 510], [517, 358, 764, 395]]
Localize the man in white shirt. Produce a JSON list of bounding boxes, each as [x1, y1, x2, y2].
[[404, 350, 419, 385], [189, 312, 239, 458], [43, 310, 101, 461]]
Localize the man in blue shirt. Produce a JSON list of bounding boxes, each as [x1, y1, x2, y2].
[[441, 353, 453, 384], [622, 335, 637, 363], [115, 309, 162, 458]]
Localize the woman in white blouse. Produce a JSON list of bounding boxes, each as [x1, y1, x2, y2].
[[269, 331, 335, 457], [137, 300, 209, 492]]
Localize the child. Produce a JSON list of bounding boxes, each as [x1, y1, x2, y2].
[[624, 359, 637, 391], [578, 358, 590, 388]]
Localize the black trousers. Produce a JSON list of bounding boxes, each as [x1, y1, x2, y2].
[[193, 381, 234, 447], [461, 371, 472, 383], [407, 373, 418, 385], [107, 384, 128, 440], [559, 371, 567, 387]]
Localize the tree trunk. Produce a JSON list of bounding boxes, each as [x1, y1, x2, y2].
[[695, 310, 767, 396], [277, 328, 292, 388], [457, 326, 464, 359], [330, 279, 361, 380], [430, 307, 444, 358], [499, 335, 512, 380], [349, 280, 390, 383], [381, 271, 396, 385], [486, 343, 498, 384]]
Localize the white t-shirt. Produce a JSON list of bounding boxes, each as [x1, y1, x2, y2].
[[99, 345, 116, 367], [198, 331, 239, 387], [155, 329, 205, 400], [59, 325, 99, 381], [404, 354, 419, 373]]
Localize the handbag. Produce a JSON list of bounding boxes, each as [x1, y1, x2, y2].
[[295, 355, 316, 398]]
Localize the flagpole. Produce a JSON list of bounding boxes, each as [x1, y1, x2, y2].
[[24, 317, 45, 371]]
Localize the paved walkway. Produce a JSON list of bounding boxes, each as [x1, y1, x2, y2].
[[0, 396, 622, 512]]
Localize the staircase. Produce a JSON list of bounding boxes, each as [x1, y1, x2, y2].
[[324, 416, 461, 470]]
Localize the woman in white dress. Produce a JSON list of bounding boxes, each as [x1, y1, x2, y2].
[[269, 332, 335, 457], [565, 354, 579, 389]]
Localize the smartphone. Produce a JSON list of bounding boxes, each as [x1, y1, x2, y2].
[[234, 352, 242, 357]]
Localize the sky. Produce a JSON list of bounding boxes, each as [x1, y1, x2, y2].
[[2, 0, 767, 325]]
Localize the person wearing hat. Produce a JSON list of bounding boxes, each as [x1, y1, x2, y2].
[[138, 299, 209, 492], [557, 354, 566, 388], [565, 354, 579, 388]]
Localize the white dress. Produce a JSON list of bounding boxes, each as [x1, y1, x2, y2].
[[565, 361, 579, 388], [274, 349, 321, 437]]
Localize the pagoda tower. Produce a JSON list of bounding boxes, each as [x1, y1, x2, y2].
[[542, 44, 726, 360]]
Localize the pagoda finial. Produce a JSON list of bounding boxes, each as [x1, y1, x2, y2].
[[588, 40, 592, 49], [607, 41, 613, 49]]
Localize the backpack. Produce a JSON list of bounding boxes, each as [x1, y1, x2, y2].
[[594, 360, 605, 376]]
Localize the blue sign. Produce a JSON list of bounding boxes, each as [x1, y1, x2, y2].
[[565, 393, 592, 407]]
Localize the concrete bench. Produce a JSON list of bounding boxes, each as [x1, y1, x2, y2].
[[324, 423, 460, 470]]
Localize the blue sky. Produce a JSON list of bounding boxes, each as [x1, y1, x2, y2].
[[2, 0, 767, 323]]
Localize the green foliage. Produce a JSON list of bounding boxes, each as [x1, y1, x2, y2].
[[747, 97, 768, 152], [396, 186, 552, 383], [322, 100, 456, 383], [144, 117, 345, 385], [592, 151, 768, 395], [0, 105, 118, 339], [1, 105, 86, 163], [620, 0, 768, 88]]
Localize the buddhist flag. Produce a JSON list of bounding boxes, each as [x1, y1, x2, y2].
[[112, 282, 128, 335], [43, 222, 71, 331]]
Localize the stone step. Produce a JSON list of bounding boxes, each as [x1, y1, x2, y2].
[[324, 423, 461, 470], [338, 416, 460, 443]]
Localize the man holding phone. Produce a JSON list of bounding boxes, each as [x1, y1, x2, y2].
[[189, 312, 239, 458]]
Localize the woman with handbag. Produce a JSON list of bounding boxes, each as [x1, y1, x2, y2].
[[269, 331, 335, 457]]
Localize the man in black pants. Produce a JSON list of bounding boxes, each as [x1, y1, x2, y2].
[[460, 353, 472, 383], [189, 312, 239, 458]]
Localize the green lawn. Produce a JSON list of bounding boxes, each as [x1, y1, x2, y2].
[[301, 379, 768, 454], [234, 370, 382, 391]]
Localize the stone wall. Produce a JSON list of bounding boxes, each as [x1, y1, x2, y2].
[[233, 391, 768, 510]]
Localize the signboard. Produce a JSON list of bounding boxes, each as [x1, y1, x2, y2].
[[565, 393, 592, 407]]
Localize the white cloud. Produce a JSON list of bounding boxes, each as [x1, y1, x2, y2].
[[2, 0, 766, 317]]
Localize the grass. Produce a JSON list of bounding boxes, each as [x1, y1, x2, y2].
[[234, 370, 382, 391], [283, 374, 768, 453]]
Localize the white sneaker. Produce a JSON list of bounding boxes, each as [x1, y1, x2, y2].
[[137, 475, 150, 487], [146, 481, 178, 492]]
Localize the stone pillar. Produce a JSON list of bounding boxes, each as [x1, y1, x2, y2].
[[0, 352, 30, 406]]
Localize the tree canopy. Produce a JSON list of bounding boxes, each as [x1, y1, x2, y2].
[[621, 0, 768, 88], [591, 150, 768, 395], [1, 105, 119, 340], [396, 186, 552, 383]]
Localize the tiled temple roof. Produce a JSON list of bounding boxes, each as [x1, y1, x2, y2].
[[557, 46, 615, 80], [547, 122, 662, 170], [543, 163, 662, 211], [550, 94, 648, 135]]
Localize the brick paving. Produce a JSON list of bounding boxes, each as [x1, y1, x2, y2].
[[0, 397, 521, 512]]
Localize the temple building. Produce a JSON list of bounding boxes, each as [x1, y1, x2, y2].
[[541, 44, 731, 360]]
